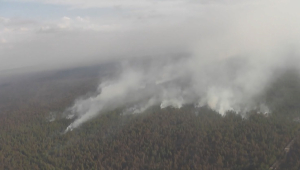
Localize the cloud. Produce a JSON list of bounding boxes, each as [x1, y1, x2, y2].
[[0, 0, 299, 72], [0, 1, 298, 66]]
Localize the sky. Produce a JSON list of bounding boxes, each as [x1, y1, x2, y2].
[[3, 0, 299, 73], [0, 0, 205, 72]]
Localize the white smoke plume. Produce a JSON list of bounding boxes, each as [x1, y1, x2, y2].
[[62, 0, 300, 132]]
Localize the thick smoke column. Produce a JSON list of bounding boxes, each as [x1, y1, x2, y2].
[[63, 0, 300, 131], [64, 53, 289, 132]]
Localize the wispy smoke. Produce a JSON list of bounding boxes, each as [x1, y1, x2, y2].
[[62, 0, 300, 131]]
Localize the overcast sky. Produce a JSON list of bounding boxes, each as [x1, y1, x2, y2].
[[1, 0, 300, 73]]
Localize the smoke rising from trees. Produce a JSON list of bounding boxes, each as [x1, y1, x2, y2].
[[2, 0, 299, 131]]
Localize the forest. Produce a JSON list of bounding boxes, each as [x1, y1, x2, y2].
[[1, 67, 300, 170]]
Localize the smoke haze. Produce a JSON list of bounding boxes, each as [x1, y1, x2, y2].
[[1, 1, 300, 130], [62, 0, 300, 131]]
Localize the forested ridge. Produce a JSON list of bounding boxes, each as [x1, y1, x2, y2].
[[1, 68, 300, 169]]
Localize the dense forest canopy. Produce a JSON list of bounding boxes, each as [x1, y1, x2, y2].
[[1, 66, 300, 170], [2, 0, 300, 169]]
